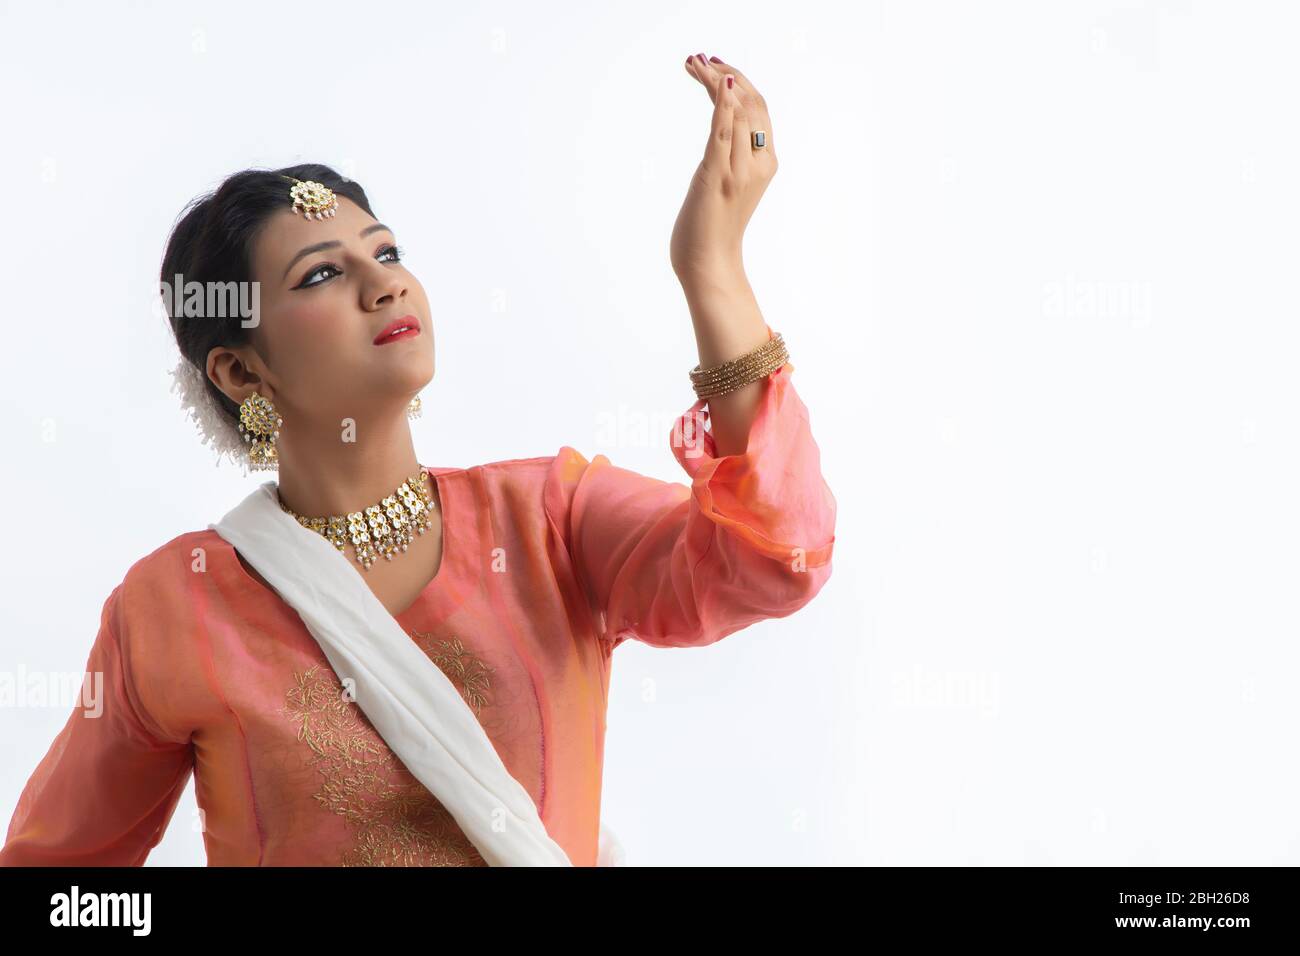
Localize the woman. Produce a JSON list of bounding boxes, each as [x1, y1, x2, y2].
[[0, 54, 835, 866]]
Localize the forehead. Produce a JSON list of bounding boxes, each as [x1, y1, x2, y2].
[[251, 195, 377, 281]]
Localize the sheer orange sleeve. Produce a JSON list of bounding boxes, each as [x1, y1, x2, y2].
[[0, 586, 194, 866], [544, 360, 836, 650]]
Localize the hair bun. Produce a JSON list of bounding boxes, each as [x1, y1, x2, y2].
[[169, 354, 249, 471]]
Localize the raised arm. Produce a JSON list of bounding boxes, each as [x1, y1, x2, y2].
[[541, 56, 834, 649], [672, 53, 783, 457]]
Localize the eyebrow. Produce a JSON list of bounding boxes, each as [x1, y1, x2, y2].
[[282, 222, 394, 280]]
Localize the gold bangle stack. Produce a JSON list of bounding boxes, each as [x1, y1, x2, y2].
[[689, 332, 789, 399]]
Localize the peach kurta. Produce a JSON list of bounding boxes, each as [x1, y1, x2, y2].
[[0, 360, 835, 866]]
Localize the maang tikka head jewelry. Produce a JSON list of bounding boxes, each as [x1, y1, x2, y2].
[[280, 175, 339, 221], [239, 392, 282, 472]]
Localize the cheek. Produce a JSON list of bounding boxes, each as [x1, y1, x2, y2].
[[276, 302, 352, 351], [260, 302, 356, 383]]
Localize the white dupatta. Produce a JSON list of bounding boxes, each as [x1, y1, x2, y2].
[[210, 479, 621, 867]]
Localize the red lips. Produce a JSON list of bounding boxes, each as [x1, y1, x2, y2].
[[373, 315, 421, 345]]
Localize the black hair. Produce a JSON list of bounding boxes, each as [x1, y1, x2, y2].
[[159, 163, 376, 431]]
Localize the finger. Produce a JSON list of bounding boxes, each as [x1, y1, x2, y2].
[[705, 56, 760, 104], [703, 71, 735, 173], [724, 75, 752, 175], [707, 56, 775, 156], [684, 53, 719, 102]]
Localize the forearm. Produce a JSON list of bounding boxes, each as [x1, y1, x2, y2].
[[678, 263, 771, 458]]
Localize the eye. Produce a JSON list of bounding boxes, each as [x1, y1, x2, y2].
[[297, 263, 341, 288], [295, 243, 406, 289]]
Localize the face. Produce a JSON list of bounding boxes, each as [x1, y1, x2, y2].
[[209, 194, 434, 443]]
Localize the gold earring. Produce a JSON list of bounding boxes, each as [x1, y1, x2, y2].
[[407, 394, 422, 420], [239, 393, 282, 471]]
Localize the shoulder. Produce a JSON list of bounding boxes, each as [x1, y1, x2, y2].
[[112, 529, 228, 620], [119, 529, 222, 589], [460, 449, 587, 475], [92, 530, 217, 673], [438, 449, 610, 526], [94, 530, 219, 741], [443, 448, 603, 492]]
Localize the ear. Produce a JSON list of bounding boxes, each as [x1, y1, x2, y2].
[[207, 345, 269, 407]]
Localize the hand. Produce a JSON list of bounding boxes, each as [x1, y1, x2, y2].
[[670, 53, 778, 286]]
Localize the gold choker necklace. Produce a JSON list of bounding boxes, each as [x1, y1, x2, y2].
[[277, 467, 437, 571]]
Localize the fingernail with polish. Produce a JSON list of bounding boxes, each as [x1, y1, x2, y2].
[[726, 75, 733, 89], [709, 56, 722, 63]]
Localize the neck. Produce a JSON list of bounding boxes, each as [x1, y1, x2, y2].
[[272, 411, 426, 517]]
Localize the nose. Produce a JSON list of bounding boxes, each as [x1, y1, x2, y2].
[[365, 261, 407, 310]]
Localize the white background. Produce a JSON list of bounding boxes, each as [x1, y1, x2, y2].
[[1, 0, 1295, 866]]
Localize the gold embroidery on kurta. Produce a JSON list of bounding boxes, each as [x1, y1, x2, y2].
[[410, 633, 493, 715], [279, 635, 496, 867]]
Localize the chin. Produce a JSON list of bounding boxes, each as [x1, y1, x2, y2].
[[383, 348, 435, 390]]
